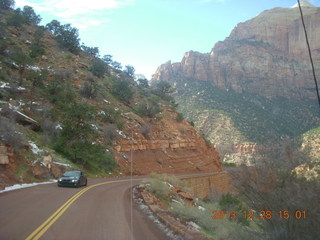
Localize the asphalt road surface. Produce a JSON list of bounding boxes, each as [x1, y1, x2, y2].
[[0, 176, 172, 240]]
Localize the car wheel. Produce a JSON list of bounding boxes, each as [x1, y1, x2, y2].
[[84, 180, 87, 186], [76, 181, 80, 188]]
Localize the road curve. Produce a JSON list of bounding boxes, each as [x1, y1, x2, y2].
[[0, 176, 171, 240]]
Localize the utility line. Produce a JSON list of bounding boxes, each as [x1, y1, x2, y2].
[[297, 0, 320, 111]]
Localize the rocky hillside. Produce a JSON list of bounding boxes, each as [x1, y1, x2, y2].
[[0, 5, 221, 188], [151, 2, 320, 165]]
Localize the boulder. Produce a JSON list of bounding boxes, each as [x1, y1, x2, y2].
[[32, 162, 50, 179]]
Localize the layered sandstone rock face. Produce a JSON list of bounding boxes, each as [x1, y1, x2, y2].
[[114, 110, 221, 175], [152, 3, 320, 99]]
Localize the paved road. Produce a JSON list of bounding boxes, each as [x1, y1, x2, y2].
[[0, 176, 171, 240]]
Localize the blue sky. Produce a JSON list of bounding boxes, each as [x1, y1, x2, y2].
[[15, 0, 320, 79]]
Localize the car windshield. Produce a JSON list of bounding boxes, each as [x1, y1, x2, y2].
[[62, 171, 80, 177]]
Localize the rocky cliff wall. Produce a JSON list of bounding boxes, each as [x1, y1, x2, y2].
[[152, 4, 320, 99], [113, 110, 221, 175], [181, 172, 235, 199]]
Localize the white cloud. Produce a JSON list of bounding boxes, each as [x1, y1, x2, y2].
[[15, 0, 134, 29]]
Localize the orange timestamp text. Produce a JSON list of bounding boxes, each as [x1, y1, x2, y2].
[[212, 210, 307, 220]]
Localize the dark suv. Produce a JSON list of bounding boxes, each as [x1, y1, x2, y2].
[[57, 170, 87, 188]]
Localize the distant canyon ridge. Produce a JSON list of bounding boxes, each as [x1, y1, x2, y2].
[[152, 2, 320, 100]]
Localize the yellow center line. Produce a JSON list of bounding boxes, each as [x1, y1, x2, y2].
[[25, 178, 143, 240]]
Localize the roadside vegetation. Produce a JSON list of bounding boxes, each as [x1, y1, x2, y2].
[[144, 153, 320, 240]]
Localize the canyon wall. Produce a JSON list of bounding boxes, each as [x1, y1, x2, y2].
[[152, 4, 320, 99]]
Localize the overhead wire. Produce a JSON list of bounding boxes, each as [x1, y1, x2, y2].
[[297, 0, 320, 111]]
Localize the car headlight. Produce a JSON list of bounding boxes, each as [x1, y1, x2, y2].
[[71, 179, 78, 182], [58, 178, 63, 182]]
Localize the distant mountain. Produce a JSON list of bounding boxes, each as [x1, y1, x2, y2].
[[152, 3, 320, 165], [152, 3, 320, 100]]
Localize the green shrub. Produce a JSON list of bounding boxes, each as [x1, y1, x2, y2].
[[89, 58, 107, 77], [80, 79, 98, 99], [6, 6, 41, 26], [176, 112, 184, 122], [103, 124, 119, 145], [21, 6, 41, 25], [29, 28, 45, 58], [218, 193, 249, 226], [222, 162, 237, 167], [111, 80, 133, 104], [0, 0, 15, 10], [9, 46, 33, 67], [0, 39, 8, 54], [6, 9, 25, 27], [123, 65, 135, 79], [46, 20, 80, 54], [81, 45, 100, 57], [0, 116, 24, 151], [135, 100, 161, 118], [100, 106, 123, 129], [54, 139, 115, 172], [146, 177, 170, 201]]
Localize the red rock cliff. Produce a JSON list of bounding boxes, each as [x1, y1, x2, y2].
[[152, 3, 320, 99], [113, 110, 221, 175]]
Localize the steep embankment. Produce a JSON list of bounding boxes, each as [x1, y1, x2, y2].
[[114, 109, 221, 175]]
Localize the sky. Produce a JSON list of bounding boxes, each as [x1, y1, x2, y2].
[[14, 0, 320, 79]]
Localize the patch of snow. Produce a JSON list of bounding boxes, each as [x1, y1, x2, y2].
[[114, 107, 119, 111], [103, 99, 110, 104], [28, 141, 43, 155], [18, 100, 25, 107], [53, 161, 71, 167], [55, 124, 63, 130], [90, 124, 99, 130], [16, 111, 37, 123], [27, 65, 41, 72], [9, 103, 19, 111], [0, 181, 56, 194], [187, 221, 201, 232], [98, 110, 106, 115], [0, 82, 10, 89], [198, 206, 205, 211], [172, 199, 183, 205], [117, 130, 127, 138], [12, 62, 19, 69], [166, 182, 174, 189], [17, 86, 26, 91]]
